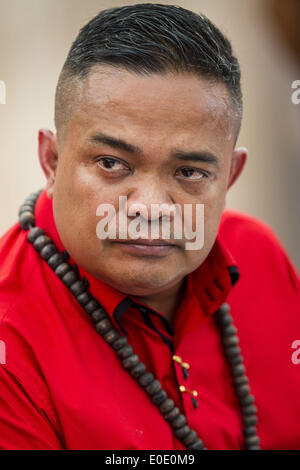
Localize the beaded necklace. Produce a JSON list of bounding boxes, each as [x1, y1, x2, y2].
[[18, 190, 260, 450]]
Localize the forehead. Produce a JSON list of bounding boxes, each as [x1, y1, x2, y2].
[[69, 65, 236, 150]]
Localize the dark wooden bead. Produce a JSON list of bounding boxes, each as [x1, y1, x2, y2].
[[61, 271, 78, 287], [227, 355, 243, 366], [222, 325, 238, 337], [243, 426, 257, 437], [152, 390, 167, 405], [236, 384, 251, 397], [171, 414, 187, 429], [28, 227, 45, 244], [22, 201, 36, 210], [146, 380, 161, 396], [22, 200, 35, 207], [232, 364, 246, 377], [70, 281, 86, 297], [217, 314, 232, 327], [217, 303, 230, 315], [240, 394, 255, 406], [174, 425, 191, 439], [33, 235, 52, 252], [122, 354, 140, 370], [91, 308, 107, 324], [24, 197, 38, 206], [223, 336, 239, 347], [24, 193, 38, 202], [245, 436, 260, 447], [138, 372, 154, 387], [95, 319, 114, 335], [76, 292, 92, 307], [84, 299, 100, 315], [183, 430, 198, 447], [19, 204, 34, 216], [27, 191, 41, 202], [112, 335, 128, 350], [159, 399, 175, 414], [225, 346, 241, 358], [130, 362, 146, 378], [243, 415, 258, 427], [188, 440, 206, 450], [234, 375, 249, 387], [242, 404, 257, 416], [55, 263, 72, 278], [117, 345, 134, 359], [103, 329, 120, 344], [40, 244, 57, 261], [48, 253, 65, 270], [20, 212, 35, 229], [164, 407, 180, 422]]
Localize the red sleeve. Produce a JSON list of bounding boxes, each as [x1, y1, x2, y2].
[[0, 363, 64, 450], [220, 209, 300, 296], [278, 240, 300, 294]]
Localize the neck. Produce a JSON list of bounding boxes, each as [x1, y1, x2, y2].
[[132, 278, 187, 325]]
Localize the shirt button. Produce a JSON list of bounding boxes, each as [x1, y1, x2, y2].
[[179, 385, 198, 398], [172, 355, 191, 370], [179, 385, 199, 410]]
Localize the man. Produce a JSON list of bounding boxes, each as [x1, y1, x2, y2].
[[0, 4, 299, 450]]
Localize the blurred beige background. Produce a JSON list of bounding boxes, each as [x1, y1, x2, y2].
[[0, 0, 299, 268]]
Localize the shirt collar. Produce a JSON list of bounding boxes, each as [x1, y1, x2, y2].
[[35, 190, 239, 325]]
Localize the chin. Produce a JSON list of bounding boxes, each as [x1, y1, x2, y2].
[[106, 268, 179, 295]]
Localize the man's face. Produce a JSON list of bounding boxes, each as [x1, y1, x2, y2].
[[45, 66, 245, 296]]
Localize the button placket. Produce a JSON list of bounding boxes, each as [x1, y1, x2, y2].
[[173, 355, 190, 379], [179, 385, 199, 409], [172, 355, 199, 410]]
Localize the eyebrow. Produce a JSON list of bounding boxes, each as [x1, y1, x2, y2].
[[171, 150, 219, 168], [88, 133, 141, 155], [88, 132, 219, 168]]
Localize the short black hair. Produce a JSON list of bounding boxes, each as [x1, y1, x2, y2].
[[55, 3, 242, 139]]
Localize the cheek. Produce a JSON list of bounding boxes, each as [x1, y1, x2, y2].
[[203, 194, 226, 242], [180, 200, 223, 272], [181, 183, 226, 236], [53, 162, 119, 249]]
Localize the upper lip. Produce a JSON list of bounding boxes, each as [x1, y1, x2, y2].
[[113, 239, 175, 246]]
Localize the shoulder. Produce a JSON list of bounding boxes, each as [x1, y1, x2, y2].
[[0, 223, 41, 319], [219, 209, 291, 255], [0, 223, 40, 367], [220, 209, 280, 243], [0, 225, 61, 420], [219, 209, 300, 291]]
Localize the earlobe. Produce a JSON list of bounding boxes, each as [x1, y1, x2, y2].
[[227, 147, 248, 190], [38, 129, 59, 199]]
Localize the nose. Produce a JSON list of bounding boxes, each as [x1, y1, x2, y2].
[[126, 178, 176, 223]]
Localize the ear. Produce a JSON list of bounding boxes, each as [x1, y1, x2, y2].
[[38, 129, 59, 199], [227, 147, 248, 190]]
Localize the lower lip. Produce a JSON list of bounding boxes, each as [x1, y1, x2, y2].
[[112, 242, 176, 257]]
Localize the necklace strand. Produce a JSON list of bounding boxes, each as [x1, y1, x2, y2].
[[18, 190, 260, 450]]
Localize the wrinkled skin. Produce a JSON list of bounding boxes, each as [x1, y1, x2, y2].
[[39, 66, 247, 321]]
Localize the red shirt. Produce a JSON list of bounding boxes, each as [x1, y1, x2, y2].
[[0, 190, 299, 450]]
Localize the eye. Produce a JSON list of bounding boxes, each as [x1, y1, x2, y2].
[[97, 157, 130, 172], [176, 167, 209, 181]]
